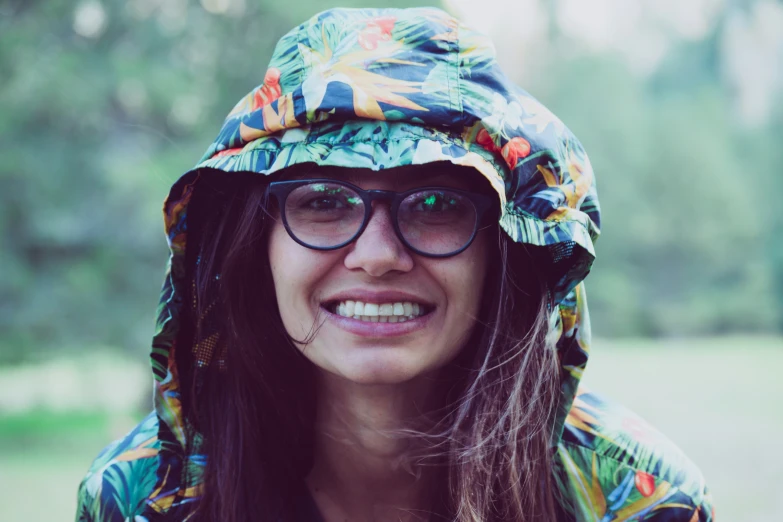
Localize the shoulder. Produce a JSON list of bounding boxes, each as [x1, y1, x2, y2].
[[76, 412, 160, 522], [555, 387, 715, 521]]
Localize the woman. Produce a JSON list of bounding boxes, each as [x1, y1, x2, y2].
[[77, 7, 714, 522]]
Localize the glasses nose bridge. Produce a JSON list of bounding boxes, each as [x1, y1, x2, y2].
[[346, 188, 407, 259], [365, 188, 398, 206], [363, 188, 401, 218]]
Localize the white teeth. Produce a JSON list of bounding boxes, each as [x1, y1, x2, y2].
[[351, 315, 412, 322], [331, 299, 427, 322]]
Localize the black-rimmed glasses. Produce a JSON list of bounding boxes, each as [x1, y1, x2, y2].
[[266, 179, 496, 258]]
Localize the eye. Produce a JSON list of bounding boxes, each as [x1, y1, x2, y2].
[[294, 185, 361, 211], [284, 183, 365, 226], [410, 191, 461, 212], [305, 196, 345, 210]]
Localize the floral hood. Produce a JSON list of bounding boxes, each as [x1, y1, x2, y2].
[[150, 5, 599, 511], [79, 7, 713, 522]]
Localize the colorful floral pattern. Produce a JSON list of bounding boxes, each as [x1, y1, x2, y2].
[[76, 7, 712, 521]]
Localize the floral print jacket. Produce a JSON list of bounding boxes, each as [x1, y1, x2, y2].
[[76, 7, 714, 521]]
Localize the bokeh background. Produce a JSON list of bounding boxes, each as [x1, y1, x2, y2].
[[1, 0, 781, 520]]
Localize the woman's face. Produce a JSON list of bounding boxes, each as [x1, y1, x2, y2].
[[267, 165, 493, 385]]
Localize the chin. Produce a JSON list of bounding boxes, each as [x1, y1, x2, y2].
[[333, 352, 429, 385]]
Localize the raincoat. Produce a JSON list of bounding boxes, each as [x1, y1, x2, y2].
[[76, 7, 714, 521]]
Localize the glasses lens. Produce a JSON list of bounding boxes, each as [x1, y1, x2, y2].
[[283, 182, 365, 248], [398, 189, 478, 255]]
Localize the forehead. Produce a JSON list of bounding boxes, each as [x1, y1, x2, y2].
[[277, 163, 493, 193]]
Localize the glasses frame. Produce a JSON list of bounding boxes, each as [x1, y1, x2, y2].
[[266, 178, 497, 258]]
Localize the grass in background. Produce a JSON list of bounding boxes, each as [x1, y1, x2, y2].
[[0, 337, 780, 521], [582, 336, 783, 522], [0, 410, 144, 522]]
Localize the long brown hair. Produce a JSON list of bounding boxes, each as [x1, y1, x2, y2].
[[181, 168, 561, 522]]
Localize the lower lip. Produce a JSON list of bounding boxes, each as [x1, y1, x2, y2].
[[322, 306, 433, 337]]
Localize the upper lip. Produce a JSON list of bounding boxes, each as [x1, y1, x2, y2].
[[321, 289, 435, 307]]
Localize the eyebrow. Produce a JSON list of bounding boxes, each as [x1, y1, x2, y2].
[[283, 165, 478, 191], [349, 171, 454, 187], [347, 169, 469, 189]]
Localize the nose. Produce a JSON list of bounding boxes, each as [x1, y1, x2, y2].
[[343, 203, 414, 276]]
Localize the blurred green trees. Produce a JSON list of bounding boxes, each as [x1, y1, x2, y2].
[[543, 53, 782, 336], [1, 0, 780, 363]]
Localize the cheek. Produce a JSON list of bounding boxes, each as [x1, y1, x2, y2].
[[453, 232, 492, 314], [268, 222, 337, 337], [428, 231, 492, 354], [267, 221, 289, 287], [268, 223, 311, 330]]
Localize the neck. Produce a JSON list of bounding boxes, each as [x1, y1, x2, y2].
[[306, 371, 447, 522]]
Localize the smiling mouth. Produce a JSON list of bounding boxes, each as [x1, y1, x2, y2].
[[324, 299, 432, 323]]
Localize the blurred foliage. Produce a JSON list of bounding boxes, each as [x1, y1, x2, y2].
[[540, 50, 783, 336], [0, 0, 780, 363], [0, 411, 111, 440]]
